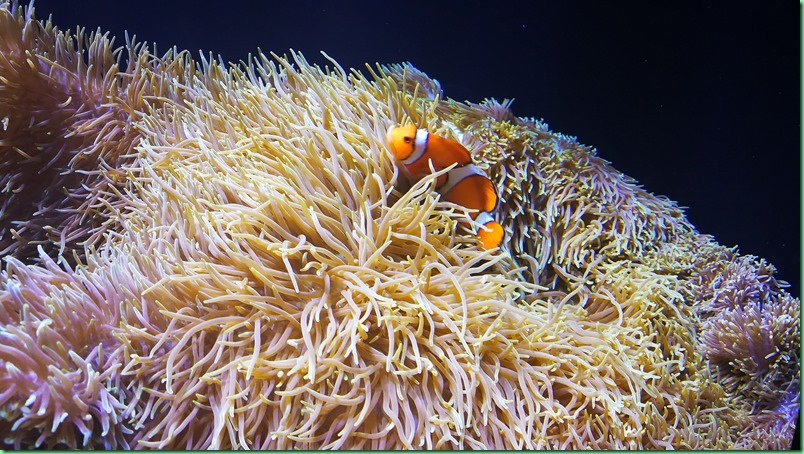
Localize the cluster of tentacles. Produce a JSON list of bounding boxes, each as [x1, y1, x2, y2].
[[0, 1, 798, 449]]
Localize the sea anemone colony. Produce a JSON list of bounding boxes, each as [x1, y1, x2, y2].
[[0, 1, 799, 449]]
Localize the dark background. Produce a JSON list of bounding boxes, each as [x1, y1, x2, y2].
[[25, 1, 799, 296], [15, 1, 804, 448]]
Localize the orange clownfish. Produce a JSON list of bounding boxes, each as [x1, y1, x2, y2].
[[386, 124, 504, 250]]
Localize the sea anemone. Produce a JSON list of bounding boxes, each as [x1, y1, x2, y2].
[[435, 97, 694, 287], [0, 1, 799, 449], [0, 250, 128, 448], [701, 295, 800, 407], [694, 253, 800, 422], [0, 1, 139, 263]]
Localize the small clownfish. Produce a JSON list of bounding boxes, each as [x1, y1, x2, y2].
[[386, 125, 504, 250]]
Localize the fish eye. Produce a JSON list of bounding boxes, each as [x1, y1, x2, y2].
[[403, 136, 413, 144]]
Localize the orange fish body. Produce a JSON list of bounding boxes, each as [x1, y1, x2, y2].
[[386, 125, 504, 250], [386, 124, 472, 187]]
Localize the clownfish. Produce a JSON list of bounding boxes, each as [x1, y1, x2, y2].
[[386, 124, 504, 250]]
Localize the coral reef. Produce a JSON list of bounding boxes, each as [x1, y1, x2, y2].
[[0, 1, 799, 449]]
